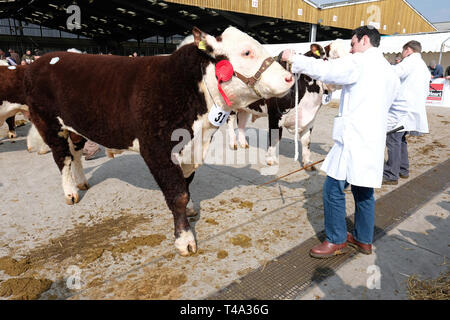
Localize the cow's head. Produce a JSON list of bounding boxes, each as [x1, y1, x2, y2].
[[322, 40, 349, 92], [324, 39, 349, 60], [193, 27, 294, 108]]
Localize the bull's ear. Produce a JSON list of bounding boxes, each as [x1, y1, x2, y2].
[[193, 27, 203, 46]]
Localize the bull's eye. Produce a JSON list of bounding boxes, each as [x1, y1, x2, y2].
[[243, 50, 251, 57]]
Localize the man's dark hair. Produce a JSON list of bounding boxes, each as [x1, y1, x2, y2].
[[352, 26, 380, 47], [403, 40, 422, 53]]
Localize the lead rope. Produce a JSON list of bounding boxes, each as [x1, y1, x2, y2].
[[294, 73, 300, 161]]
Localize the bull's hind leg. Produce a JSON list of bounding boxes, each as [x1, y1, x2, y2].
[[30, 113, 81, 204], [237, 111, 250, 149], [140, 143, 196, 256], [300, 128, 316, 171], [68, 132, 89, 190]]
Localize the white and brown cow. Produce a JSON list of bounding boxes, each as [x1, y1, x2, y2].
[[21, 27, 294, 256], [228, 41, 347, 169]]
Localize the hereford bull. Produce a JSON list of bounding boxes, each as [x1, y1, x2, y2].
[[23, 27, 294, 256]]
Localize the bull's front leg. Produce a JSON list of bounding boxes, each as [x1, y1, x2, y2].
[[185, 172, 197, 217], [140, 142, 197, 256], [180, 124, 217, 217], [265, 109, 283, 166]]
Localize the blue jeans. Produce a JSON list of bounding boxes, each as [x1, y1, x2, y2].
[[322, 176, 375, 244]]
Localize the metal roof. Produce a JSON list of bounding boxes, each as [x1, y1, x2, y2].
[[434, 22, 450, 32], [264, 31, 450, 56], [0, 0, 352, 44], [307, 0, 381, 9]]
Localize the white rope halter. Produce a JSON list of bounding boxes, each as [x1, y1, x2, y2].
[[294, 73, 300, 161]]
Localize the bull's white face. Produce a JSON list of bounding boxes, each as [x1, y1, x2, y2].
[[328, 40, 349, 59], [196, 27, 294, 108]]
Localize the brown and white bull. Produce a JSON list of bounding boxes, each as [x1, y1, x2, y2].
[[0, 64, 29, 138], [22, 27, 294, 256]]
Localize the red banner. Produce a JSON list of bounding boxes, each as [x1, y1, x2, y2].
[[427, 82, 444, 102]]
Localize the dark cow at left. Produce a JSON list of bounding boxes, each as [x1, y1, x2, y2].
[[23, 27, 294, 256], [0, 65, 29, 133]]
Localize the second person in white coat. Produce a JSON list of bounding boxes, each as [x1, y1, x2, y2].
[[383, 40, 430, 185]]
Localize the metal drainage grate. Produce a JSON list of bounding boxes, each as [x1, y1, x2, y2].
[[208, 159, 450, 300]]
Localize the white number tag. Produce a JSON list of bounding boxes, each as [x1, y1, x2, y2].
[[208, 104, 230, 127]]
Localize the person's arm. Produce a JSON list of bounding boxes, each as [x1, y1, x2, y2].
[[436, 65, 444, 78], [283, 51, 361, 86], [392, 56, 415, 81]]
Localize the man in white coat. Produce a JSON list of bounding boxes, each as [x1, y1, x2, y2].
[[282, 26, 400, 258], [383, 40, 430, 185]]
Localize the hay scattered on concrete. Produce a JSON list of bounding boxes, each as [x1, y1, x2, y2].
[[407, 271, 449, 300], [0, 278, 53, 300]]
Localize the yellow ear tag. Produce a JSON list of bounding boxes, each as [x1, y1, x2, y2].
[[198, 40, 207, 51], [314, 50, 320, 56]]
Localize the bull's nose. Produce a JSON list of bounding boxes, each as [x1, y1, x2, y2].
[[285, 75, 293, 83]]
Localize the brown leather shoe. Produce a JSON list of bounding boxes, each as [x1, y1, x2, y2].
[[382, 178, 398, 185], [347, 233, 372, 254], [310, 241, 348, 259]]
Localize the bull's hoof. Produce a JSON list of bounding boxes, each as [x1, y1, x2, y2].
[[27, 147, 33, 153], [186, 207, 198, 217], [65, 192, 79, 205], [304, 163, 317, 171], [105, 150, 115, 158], [37, 149, 50, 155], [239, 142, 249, 149], [229, 143, 238, 150], [77, 183, 90, 191], [8, 131, 17, 139], [175, 230, 197, 256], [266, 158, 278, 166]]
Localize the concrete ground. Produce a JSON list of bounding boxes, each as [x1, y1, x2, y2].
[[0, 103, 449, 300], [298, 186, 449, 300]]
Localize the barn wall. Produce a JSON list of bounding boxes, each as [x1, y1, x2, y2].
[[319, 0, 436, 34], [165, 0, 436, 34]]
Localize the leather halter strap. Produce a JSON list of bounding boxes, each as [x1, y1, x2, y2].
[[233, 56, 275, 96]]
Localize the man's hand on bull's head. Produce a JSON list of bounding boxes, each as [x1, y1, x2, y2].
[[282, 49, 296, 63]]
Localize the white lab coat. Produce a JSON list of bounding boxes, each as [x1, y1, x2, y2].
[[387, 52, 430, 133], [290, 47, 400, 188]]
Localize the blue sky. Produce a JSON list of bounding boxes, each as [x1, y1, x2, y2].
[[407, 0, 450, 22], [313, 0, 450, 23]]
